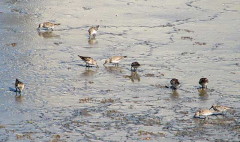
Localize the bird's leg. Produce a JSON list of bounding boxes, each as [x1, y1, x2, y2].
[[15, 88, 18, 96]]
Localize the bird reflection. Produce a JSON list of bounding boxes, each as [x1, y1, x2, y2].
[[15, 95, 23, 103], [88, 38, 98, 45], [198, 89, 208, 100], [124, 71, 140, 82], [38, 31, 60, 38], [170, 90, 179, 100], [104, 66, 123, 74], [81, 68, 97, 77]]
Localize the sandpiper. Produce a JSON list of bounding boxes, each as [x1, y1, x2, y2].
[[131, 62, 140, 71], [78, 55, 99, 68], [209, 105, 231, 113], [103, 56, 127, 66], [15, 79, 24, 96], [38, 22, 60, 30], [199, 78, 208, 89], [194, 109, 215, 119], [88, 25, 99, 38], [170, 78, 180, 90]]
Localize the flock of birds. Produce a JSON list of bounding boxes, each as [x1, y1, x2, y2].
[[13, 22, 234, 120]]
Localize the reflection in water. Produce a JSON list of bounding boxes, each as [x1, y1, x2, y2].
[[198, 89, 208, 100], [88, 38, 98, 45], [104, 66, 123, 74], [171, 90, 179, 100], [15, 95, 23, 103], [38, 31, 60, 38], [84, 79, 89, 90], [124, 71, 140, 83], [81, 68, 97, 77]]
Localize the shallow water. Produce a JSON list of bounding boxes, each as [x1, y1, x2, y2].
[[0, 0, 239, 141]]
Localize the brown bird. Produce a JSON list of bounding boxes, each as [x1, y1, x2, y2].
[[103, 56, 127, 66], [131, 62, 140, 71], [38, 22, 60, 30], [88, 25, 99, 38], [78, 55, 99, 68], [194, 109, 215, 119], [199, 78, 209, 89], [209, 105, 231, 113], [170, 78, 180, 90], [15, 79, 25, 96]]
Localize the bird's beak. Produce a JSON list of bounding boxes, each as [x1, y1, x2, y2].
[[209, 106, 213, 110]]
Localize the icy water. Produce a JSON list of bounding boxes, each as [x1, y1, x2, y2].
[[0, 0, 239, 141]]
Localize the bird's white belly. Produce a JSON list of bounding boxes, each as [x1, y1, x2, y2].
[[91, 31, 97, 35], [111, 60, 120, 63]]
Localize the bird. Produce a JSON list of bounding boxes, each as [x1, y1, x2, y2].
[[38, 22, 60, 30], [199, 78, 209, 89], [209, 105, 231, 113], [78, 55, 99, 68], [15, 79, 25, 96], [103, 56, 127, 66], [194, 109, 215, 119], [170, 78, 180, 90], [88, 25, 99, 38], [131, 62, 140, 71]]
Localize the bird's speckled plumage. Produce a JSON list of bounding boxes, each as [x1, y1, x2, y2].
[[15, 79, 24, 96], [170, 78, 180, 89], [131, 62, 140, 71], [199, 78, 209, 89], [78, 55, 98, 68], [103, 56, 127, 66], [210, 105, 231, 112], [194, 109, 215, 119], [88, 25, 99, 38], [38, 22, 60, 30]]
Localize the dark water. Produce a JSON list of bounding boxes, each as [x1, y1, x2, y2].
[[0, 0, 239, 141]]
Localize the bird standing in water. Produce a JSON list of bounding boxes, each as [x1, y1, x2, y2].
[[103, 56, 127, 66], [15, 79, 24, 96], [209, 105, 231, 113], [194, 109, 215, 119], [38, 22, 60, 31], [199, 78, 208, 89], [131, 62, 140, 71], [88, 25, 99, 38], [170, 78, 180, 90], [78, 55, 99, 68]]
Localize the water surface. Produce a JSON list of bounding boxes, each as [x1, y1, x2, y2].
[[0, 0, 239, 141]]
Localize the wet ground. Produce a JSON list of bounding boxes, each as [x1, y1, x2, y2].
[[0, 0, 239, 141]]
